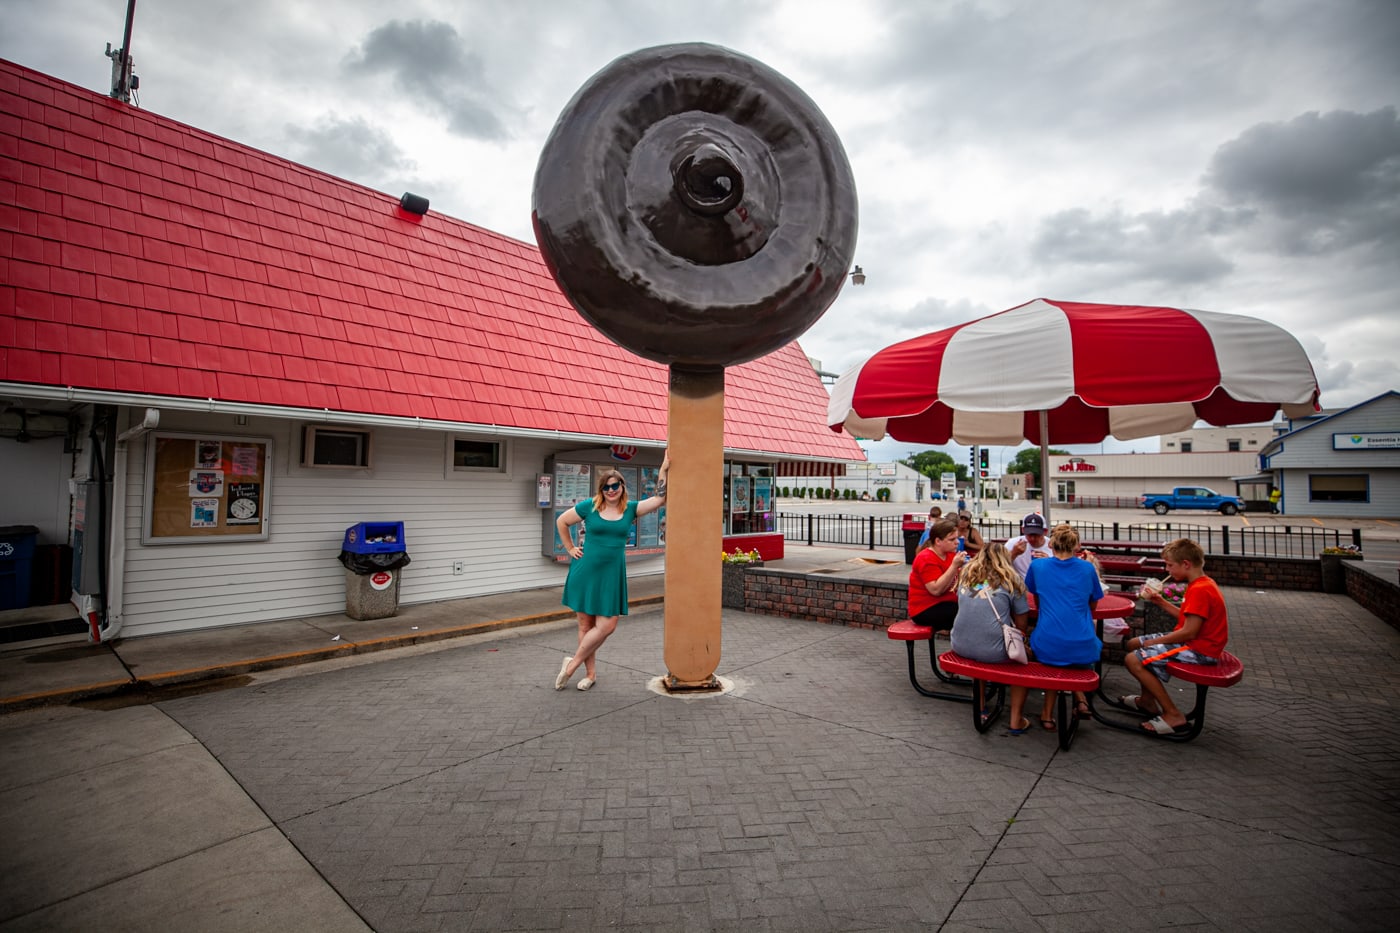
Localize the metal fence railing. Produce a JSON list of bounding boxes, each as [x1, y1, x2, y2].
[[776, 512, 1361, 560], [775, 512, 907, 551]]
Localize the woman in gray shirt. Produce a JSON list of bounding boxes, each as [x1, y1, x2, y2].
[[950, 543, 1030, 663], [951, 543, 1034, 732]]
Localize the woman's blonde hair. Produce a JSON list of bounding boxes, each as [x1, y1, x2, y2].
[[591, 469, 629, 512], [958, 543, 1026, 596], [1049, 523, 1079, 555]]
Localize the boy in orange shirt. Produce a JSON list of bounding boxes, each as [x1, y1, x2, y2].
[[1122, 538, 1229, 734]]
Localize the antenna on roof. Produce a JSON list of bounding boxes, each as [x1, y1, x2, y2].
[[104, 0, 140, 105]]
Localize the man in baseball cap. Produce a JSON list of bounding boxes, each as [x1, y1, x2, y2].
[[1008, 512, 1051, 576]]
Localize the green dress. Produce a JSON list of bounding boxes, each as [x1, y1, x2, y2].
[[561, 499, 638, 617]]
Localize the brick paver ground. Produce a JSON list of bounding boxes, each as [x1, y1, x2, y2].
[[145, 586, 1400, 932]]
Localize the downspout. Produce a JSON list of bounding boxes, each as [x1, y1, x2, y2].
[[99, 407, 159, 642], [81, 411, 114, 641]]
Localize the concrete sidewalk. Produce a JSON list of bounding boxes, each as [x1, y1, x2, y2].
[[0, 545, 901, 714], [3, 550, 1399, 930]]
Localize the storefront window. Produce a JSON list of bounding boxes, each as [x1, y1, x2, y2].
[[724, 461, 776, 534]]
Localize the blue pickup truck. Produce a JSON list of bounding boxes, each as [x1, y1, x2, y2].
[[1137, 486, 1246, 515]]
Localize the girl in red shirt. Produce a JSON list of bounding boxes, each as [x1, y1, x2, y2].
[[908, 519, 967, 632]]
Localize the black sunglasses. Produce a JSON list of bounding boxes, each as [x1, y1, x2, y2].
[[602, 481, 623, 492]]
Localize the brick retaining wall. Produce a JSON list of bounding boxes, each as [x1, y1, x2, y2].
[[1202, 555, 1321, 591], [741, 555, 1399, 634], [1344, 562, 1400, 633], [744, 570, 905, 630]]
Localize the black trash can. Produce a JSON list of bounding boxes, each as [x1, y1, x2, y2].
[[339, 522, 410, 620], [901, 514, 925, 565]]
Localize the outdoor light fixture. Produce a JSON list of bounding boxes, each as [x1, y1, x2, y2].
[[399, 192, 429, 215], [849, 265, 866, 285]]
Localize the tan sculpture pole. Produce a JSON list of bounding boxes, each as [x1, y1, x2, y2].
[[662, 366, 724, 689]]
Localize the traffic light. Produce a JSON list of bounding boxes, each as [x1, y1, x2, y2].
[[979, 469, 989, 479], [979, 447, 990, 471], [969, 446, 978, 472]]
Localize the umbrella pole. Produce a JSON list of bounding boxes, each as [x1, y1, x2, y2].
[[1038, 410, 1052, 525]]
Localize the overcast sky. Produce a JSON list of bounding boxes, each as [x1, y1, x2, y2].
[[4, 0, 1398, 470]]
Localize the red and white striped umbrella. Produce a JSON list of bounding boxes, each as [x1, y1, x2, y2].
[[829, 298, 1320, 446]]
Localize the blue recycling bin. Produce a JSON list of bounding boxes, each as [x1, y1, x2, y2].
[[0, 525, 39, 611], [342, 522, 406, 554]]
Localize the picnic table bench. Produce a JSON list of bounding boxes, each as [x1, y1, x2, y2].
[[886, 620, 987, 704], [939, 652, 1099, 751], [1091, 650, 1245, 742]]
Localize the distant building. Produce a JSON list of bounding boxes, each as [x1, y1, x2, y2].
[[1042, 451, 1261, 506], [998, 472, 1034, 501], [1260, 391, 1400, 517], [1159, 425, 1275, 454], [781, 461, 928, 502]]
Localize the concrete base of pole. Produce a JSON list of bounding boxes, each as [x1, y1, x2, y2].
[[661, 674, 723, 693]]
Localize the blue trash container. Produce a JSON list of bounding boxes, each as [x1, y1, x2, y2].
[[0, 525, 39, 610]]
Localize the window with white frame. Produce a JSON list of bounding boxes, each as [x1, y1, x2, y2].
[[447, 435, 507, 475], [302, 425, 372, 468]]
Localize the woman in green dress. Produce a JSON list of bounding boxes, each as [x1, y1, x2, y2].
[[554, 453, 669, 690]]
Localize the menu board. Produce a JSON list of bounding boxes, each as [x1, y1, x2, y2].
[[541, 456, 666, 561]]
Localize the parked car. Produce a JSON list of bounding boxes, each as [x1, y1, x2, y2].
[[1138, 486, 1246, 515]]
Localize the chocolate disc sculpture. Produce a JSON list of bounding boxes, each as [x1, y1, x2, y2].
[[533, 43, 858, 689]]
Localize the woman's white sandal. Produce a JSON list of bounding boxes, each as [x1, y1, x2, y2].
[[555, 656, 573, 690], [577, 677, 595, 691]]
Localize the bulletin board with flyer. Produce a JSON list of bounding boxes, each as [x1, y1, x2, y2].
[[142, 432, 272, 544], [539, 449, 667, 562]]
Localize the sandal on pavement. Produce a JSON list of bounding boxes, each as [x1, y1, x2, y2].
[[577, 676, 595, 691], [1141, 716, 1188, 735], [1075, 702, 1092, 721], [555, 656, 573, 690], [1008, 718, 1031, 735], [1118, 694, 1157, 715], [1040, 718, 1057, 732]]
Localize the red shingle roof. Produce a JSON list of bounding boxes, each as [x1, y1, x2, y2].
[[0, 59, 863, 461]]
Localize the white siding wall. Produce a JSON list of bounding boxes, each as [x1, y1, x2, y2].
[[116, 410, 662, 637]]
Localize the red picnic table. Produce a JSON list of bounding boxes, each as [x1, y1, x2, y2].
[[1025, 590, 1136, 620]]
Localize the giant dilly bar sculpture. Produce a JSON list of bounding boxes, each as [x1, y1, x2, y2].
[[533, 43, 858, 689]]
